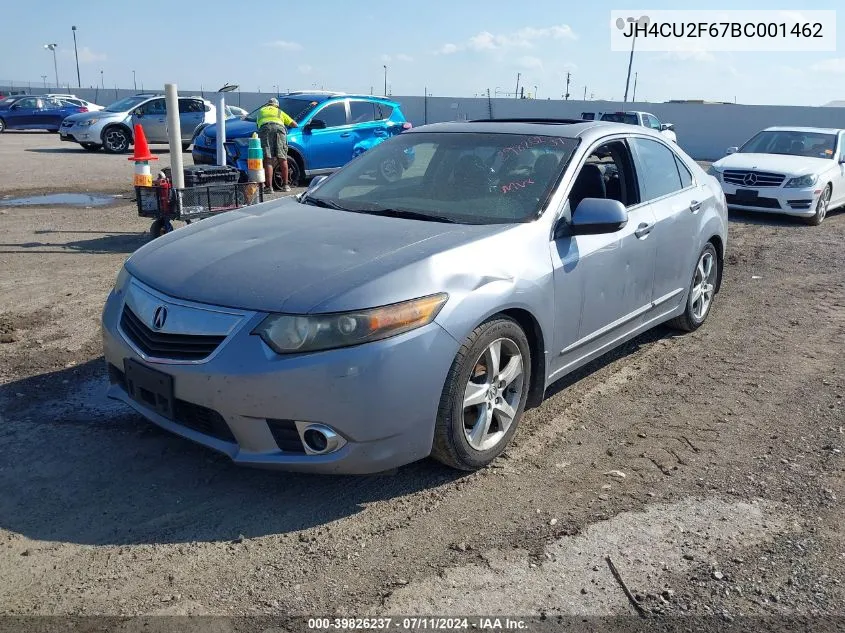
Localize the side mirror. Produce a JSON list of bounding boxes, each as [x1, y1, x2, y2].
[[306, 119, 327, 132], [660, 123, 674, 131], [569, 198, 629, 234], [726, 146, 738, 155], [308, 175, 328, 190]]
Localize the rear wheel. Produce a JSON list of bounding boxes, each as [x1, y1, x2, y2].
[[804, 184, 831, 226], [81, 142, 102, 152], [431, 317, 531, 470], [102, 126, 131, 153], [377, 153, 403, 183], [670, 243, 719, 332], [0, 118, 5, 133]]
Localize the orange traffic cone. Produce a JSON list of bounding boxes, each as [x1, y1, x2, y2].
[[128, 124, 157, 162]]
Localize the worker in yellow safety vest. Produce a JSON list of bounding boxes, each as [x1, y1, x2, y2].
[[256, 97, 298, 193]]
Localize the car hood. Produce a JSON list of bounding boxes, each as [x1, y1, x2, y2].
[[125, 198, 511, 314], [714, 152, 833, 177], [63, 109, 124, 122], [201, 118, 258, 139]]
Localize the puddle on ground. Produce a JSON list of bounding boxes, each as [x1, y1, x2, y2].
[[0, 193, 118, 207]]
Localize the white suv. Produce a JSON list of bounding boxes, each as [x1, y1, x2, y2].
[[59, 94, 216, 153]]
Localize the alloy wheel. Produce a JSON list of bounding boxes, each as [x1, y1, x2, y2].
[[816, 186, 830, 223], [691, 250, 717, 321], [462, 338, 525, 452]]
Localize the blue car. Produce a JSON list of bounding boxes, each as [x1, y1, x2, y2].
[[0, 95, 88, 133], [192, 92, 413, 186]]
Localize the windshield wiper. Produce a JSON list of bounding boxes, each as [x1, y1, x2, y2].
[[301, 196, 349, 211], [355, 207, 458, 223]]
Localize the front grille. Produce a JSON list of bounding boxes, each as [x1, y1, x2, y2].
[[723, 170, 785, 187], [725, 194, 781, 209], [120, 305, 225, 361], [267, 419, 306, 453], [173, 400, 237, 443]]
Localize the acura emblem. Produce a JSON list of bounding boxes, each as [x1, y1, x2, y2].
[[742, 172, 758, 186], [152, 305, 168, 330]]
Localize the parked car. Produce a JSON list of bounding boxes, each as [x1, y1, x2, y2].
[[102, 119, 727, 474], [594, 111, 678, 143], [59, 97, 104, 112], [60, 94, 216, 153], [192, 93, 412, 187], [0, 96, 88, 132], [708, 126, 845, 225]]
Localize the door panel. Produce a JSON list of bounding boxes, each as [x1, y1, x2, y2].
[[132, 99, 167, 143], [8, 98, 39, 127], [179, 99, 205, 142], [300, 101, 351, 170]]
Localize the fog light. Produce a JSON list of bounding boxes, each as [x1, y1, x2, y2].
[[298, 423, 345, 455]]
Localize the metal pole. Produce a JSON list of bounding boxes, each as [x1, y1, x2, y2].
[[424, 85, 427, 124], [72, 27, 81, 88], [565, 72, 571, 100], [383, 65, 387, 96], [632, 72, 638, 102], [216, 92, 226, 167], [165, 84, 185, 190], [623, 33, 636, 103], [41, 75, 47, 88], [133, 70, 137, 91], [514, 72, 520, 99], [583, 86, 587, 100], [487, 88, 492, 119], [100, 70, 104, 90]]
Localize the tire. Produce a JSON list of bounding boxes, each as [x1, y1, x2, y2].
[[0, 118, 5, 133], [80, 143, 102, 152], [804, 184, 831, 226], [272, 155, 303, 189], [669, 242, 719, 332], [149, 218, 173, 239], [102, 126, 131, 154], [181, 142, 191, 152], [431, 317, 531, 470]]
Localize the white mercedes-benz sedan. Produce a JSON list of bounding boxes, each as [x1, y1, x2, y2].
[[708, 127, 845, 225]]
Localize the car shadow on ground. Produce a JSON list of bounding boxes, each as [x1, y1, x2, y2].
[[0, 232, 148, 254], [25, 148, 183, 155], [0, 358, 464, 547]]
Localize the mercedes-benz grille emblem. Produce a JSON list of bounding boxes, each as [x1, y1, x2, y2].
[[152, 305, 168, 330], [742, 172, 758, 186]]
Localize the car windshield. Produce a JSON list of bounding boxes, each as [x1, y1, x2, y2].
[[304, 132, 579, 225], [600, 113, 639, 125], [739, 130, 838, 159], [104, 96, 152, 113], [245, 97, 324, 123]]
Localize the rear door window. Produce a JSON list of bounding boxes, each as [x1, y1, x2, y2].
[[630, 137, 685, 201], [349, 101, 375, 124]]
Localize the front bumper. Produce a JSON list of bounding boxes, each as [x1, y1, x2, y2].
[[720, 180, 820, 217], [101, 277, 459, 474], [191, 142, 216, 165], [60, 121, 102, 144]]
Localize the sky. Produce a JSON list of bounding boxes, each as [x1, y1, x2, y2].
[[1, 0, 844, 106]]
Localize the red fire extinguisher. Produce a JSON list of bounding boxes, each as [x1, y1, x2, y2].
[[154, 171, 171, 214]]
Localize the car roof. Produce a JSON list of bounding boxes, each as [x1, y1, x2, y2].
[[407, 119, 666, 142], [763, 126, 844, 134]]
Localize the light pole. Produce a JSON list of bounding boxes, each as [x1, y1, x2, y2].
[[71, 26, 81, 88], [514, 72, 520, 99], [623, 16, 648, 102], [41, 75, 47, 88], [534, 85, 538, 99], [133, 70, 137, 91], [383, 65, 388, 96], [100, 69, 104, 90], [43, 44, 59, 89]]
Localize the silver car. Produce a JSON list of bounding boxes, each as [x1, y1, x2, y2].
[[60, 94, 216, 153], [101, 120, 727, 473]]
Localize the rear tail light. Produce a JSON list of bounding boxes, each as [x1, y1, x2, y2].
[[80, 107, 89, 112], [401, 122, 412, 131]]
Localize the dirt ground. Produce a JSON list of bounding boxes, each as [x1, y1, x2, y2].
[[0, 131, 843, 628]]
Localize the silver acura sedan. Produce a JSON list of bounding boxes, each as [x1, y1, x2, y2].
[[102, 119, 728, 473]]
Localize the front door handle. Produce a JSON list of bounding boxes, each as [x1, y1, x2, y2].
[[339, 132, 351, 138], [634, 222, 654, 239], [689, 200, 702, 213]]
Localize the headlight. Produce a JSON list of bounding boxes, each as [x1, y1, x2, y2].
[[784, 174, 818, 188], [112, 266, 130, 295], [706, 165, 723, 181], [253, 293, 448, 354], [80, 118, 98, 127]]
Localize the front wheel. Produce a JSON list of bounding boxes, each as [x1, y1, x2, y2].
[[670, 242, 719, 332], [431, 317, 531, 471], [102, 126, 131, 154], [0, 118, 5, 133], [804, 184, 831, 226]]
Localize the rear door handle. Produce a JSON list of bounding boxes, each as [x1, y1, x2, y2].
[[634, 222, 654, 239], [689, 200, 702, 213]]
